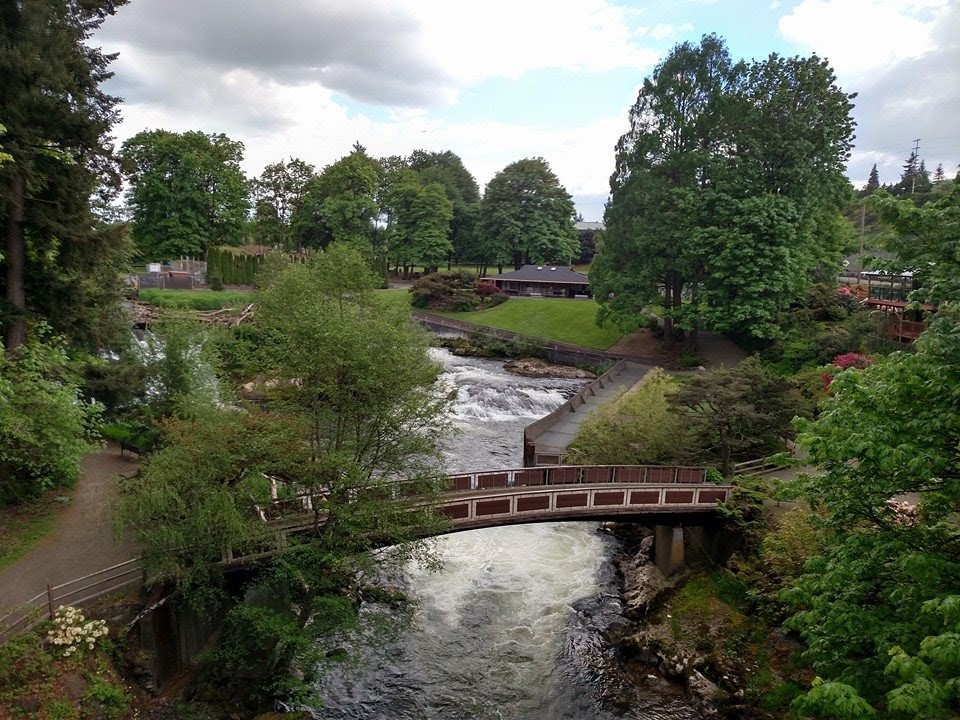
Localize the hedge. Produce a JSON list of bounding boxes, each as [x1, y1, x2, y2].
[[206, 246, 264, 285]]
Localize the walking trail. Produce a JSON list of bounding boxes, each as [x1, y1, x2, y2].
[[0, 444, 139, 613]]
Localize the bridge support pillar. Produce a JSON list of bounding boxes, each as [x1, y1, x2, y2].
[[655, 525, 685, 577]]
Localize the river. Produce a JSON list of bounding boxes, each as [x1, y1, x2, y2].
[[309, 348, 702, 719]]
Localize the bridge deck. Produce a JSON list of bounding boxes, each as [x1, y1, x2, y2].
[[533, 361, 650, 462]]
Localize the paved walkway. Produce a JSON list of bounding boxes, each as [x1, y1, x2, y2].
[[0, 444, 138, 612], [696, 330, 747, 368], [533, 361, 652, 461]]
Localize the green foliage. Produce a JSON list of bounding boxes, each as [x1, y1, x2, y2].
[[206, 265, 224, 291], [1, 0, 130, 352], [122, 129, 250, 259], [115, 243, 452, 703], [83, 675, 131, 719], [0, 629, 53, 699], [669, 357, 802, 475], [594, 34, 855, 342], [409, 271, 500, 311], [870, 187, 960, 305], [250, 157, 315, 250], [566, 369, 690, 465], [205, 246, 264, 286], [383, 168, 454, 272], [758, 507, 826, 588], [479, 157, 579, 270], [290, 144, 382, 252], [781, 310, 960, 715], [0, 327, 102, 506], [46, 699, 79, 720], [408, 149, 481, 265], [791, 678, 877, 719]]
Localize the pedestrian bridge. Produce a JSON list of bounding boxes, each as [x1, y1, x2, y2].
[[272, 465, 732, 537]]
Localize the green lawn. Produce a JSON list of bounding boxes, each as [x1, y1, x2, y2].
[[137, 288, 257, 311], [375, 289, 619, 349], [437, 298, 620, 349]]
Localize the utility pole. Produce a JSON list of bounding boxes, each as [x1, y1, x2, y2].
[[910, 138, 921, 194]]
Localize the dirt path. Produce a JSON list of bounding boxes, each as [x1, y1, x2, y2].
[[0, 444, 139, 612]]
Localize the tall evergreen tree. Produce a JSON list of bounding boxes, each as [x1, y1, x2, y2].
[[933, 162, 945, 184], [864, 163, 880, 194], [0, 0, 128, 351]]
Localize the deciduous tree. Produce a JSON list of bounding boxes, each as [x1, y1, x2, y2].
[[408, 149, 481, 265], [592, 35, 856, 344], [115, 243, 451, 706], [250, 158, 315, 249], [382, 167, 453, 275], [479, 158, 578, 270], [121, 129, 250, 259], [290, 144, 382, 253]]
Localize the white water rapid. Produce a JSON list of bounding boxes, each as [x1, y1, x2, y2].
[[309, 349, 702, 719]]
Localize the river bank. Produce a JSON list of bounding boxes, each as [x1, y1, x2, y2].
[[604, 523, 811, 720]]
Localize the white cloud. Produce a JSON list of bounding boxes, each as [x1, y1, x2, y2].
[[778, 0, 949, 78]]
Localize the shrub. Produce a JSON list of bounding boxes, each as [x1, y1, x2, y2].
[[566, 369, 690, 465], [409, 272, 508, 311], [475, 281, 499, 297], [83, 676, 131, 719], [47, 605, 109, 657], [833, 352, 872, 369]]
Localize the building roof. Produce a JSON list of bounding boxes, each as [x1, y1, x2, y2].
[[485, 265, 590, 284], [574, 221, 605, 232]]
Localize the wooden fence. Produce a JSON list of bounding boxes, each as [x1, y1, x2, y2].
[[0, 558, 142, 644]]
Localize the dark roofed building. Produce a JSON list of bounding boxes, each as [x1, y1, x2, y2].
[[483, 265, 590, 298]]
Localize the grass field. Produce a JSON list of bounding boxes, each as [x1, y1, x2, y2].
[[137, 288, 257, 311], [437, 298, 620, 349], [375, 289, 619, 349]]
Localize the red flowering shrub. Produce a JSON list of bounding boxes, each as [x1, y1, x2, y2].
[[833, 352, 873, 369], [475, 281, 500, 297]]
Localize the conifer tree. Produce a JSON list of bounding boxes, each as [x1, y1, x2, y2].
[[0, 0, 128, 350], [864, 164, 880, 194]]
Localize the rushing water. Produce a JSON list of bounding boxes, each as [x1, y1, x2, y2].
[[309, 349, 702, 719]]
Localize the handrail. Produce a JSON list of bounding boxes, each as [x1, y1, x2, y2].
[[1, 464, 719, 644], [0, 558, 143, 644], [522, 361, 644, 465]]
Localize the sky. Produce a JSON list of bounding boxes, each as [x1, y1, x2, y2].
[[95, 0, 960, 221]]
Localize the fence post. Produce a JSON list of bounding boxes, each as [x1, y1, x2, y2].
[[47, 584, 54, 619]]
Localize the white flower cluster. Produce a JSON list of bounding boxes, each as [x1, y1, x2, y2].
[[46, 605, 109, 657], [886, 499, 919, 527]]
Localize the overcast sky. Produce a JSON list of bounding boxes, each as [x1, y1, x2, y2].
[[95, 0, 959, 220]]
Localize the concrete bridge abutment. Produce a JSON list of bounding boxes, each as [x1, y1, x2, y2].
[[653, 523, 726, 576]]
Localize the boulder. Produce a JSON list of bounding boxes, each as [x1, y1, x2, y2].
[[503, 358, 595, 379]]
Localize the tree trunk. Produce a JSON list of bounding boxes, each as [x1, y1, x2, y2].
[[5, 174, 26, 351], [662, 271, 676, 348]]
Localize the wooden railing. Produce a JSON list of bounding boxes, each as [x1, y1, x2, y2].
[[0, 558, 143, 643], [732, 456, 784, 477], [1, 464, 724, 644]]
